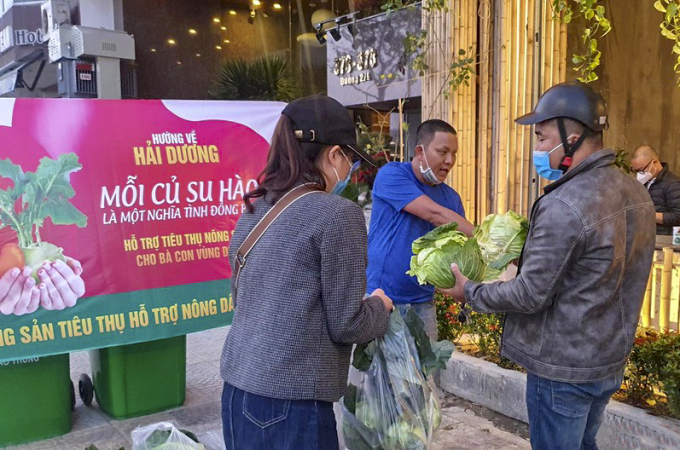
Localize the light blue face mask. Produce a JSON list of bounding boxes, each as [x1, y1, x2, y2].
[[331, 153, 360, 195], [419, 151, 443, 185], [533, 141, 564, 181]]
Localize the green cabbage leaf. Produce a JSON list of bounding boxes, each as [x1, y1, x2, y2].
[[474, 211, 529, 275], [407, 223, 486, 288]]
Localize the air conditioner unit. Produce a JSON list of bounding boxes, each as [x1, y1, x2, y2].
[[41, 0, 71, 40], [58, 58, 97, 98], [48, 26, 76, 62], [48, 25, 135, 62], [47, 25, 135, 62], [73, 26, 135, 60]]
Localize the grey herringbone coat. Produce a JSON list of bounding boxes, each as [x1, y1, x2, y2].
[[220, 191, 390, 402]]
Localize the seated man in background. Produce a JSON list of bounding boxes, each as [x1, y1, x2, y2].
[[631, 145, 680, 235]]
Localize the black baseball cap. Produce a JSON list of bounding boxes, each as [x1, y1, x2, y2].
[[282, 95, 377, 166]]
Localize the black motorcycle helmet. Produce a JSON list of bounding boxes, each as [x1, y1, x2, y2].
[[516, 81, 608, 172]]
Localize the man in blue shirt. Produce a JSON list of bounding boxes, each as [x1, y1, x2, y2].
[[367, 119, 473, 341]]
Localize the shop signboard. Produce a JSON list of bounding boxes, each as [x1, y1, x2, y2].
[[327, 4, 422, 107], [0, 2, 46, 81]]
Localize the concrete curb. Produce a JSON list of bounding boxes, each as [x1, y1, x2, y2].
[[440, 352, 680, 450]]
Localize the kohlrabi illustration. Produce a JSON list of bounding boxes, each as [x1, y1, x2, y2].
[[0, 153, 87, 280]]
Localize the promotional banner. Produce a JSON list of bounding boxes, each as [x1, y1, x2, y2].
[[0, 98, 283, 362]]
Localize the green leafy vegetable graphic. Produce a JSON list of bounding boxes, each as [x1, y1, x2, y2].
[[0, 153, 87, 278]]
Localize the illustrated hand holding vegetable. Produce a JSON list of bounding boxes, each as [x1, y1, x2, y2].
[[0, 154, 88, 315], [0, 267, 40, 315], [0, 259, 84, 315]]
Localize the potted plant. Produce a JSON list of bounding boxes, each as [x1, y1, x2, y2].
[[341, 120, 392, 210], [209, 56, 301, 101]]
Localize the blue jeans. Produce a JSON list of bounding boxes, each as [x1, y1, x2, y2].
[[526, 370, 623, 450], [222, 383, 339, 450], [396, 301, 438, 342]]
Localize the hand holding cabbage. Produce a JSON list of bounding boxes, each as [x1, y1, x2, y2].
[[407, 211, 529, 289]]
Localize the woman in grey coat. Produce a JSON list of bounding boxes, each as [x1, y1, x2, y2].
[[220, 95, 393, 450]]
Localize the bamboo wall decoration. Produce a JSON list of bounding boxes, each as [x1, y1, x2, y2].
[[640, 248, 680, 332], [399, 99, 405, 162], [661, 247, 674, 331], [642, 272, 653, 328], [422, 3, 451, 123], [460, 0, 478, 222], [450, 0, 461, 200], [421, 0, 568, 222], [507, 0, 518, 213], [524, 1, 532, 208], [493, 0, 509, 216], [420, 0, 678, 333], [477, 0, 493, 220], [443, 0, 479, 222], [495, 0, 567, 217]]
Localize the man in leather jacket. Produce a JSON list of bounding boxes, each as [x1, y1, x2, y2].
[[441, 82, 656, 450]]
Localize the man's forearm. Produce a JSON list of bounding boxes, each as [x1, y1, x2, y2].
[[404, 195, 475, 236], [430, 209, 474, 235], [656, 212, 664, 224]]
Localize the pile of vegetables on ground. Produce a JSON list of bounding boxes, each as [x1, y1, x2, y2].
[[86, 422, 212, 450], [0, 154, 87, 278], [341, 309, 455, 450], [408, 211, 529, 288]]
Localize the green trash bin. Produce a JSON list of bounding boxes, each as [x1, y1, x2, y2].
[[89, 335, 186, 419], [0, 354, 73, 446]]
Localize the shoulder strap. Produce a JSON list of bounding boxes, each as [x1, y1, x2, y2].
[[232, 184, 323, 297]]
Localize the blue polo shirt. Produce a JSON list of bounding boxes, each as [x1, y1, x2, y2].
[[367, 162, 465, 304]]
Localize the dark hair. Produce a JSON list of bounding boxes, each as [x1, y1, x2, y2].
[[243, 115, 338, 212], [416, 119, 457, 148]]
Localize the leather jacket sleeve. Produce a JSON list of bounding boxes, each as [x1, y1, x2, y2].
[[464, 196, 585, 314]]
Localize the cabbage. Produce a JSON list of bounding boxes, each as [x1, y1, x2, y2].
[[474, 211, 529, 273], [356, 400, 379, 430], [407, 223, 486, 289]]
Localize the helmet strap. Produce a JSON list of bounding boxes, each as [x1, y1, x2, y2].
[[557, 118, 589, 173]]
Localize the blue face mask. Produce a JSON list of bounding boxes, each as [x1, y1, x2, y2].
[[533, 141, 564, 181], [331, 153, 360, 195]]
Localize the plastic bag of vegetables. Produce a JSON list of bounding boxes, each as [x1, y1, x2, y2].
[[131, 422, 205, 450], [341, 309, 454, 450]]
